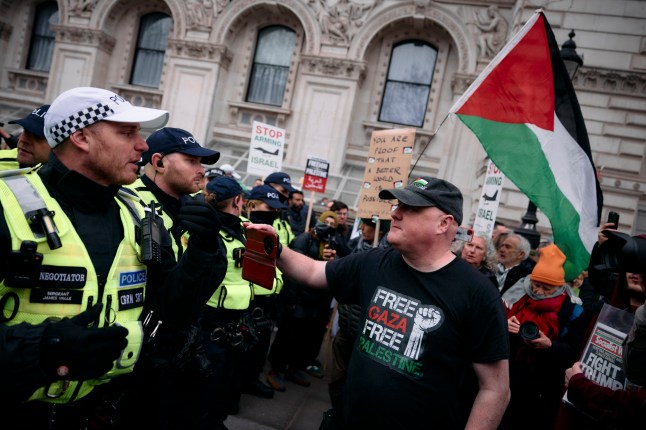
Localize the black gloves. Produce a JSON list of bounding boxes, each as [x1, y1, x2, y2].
[[178, 199, 222, 252], [41, 304, 128, 381]]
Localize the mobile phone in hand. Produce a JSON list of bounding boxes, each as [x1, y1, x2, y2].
[[607, 211, 619, 229], [242, 229, 278, 290], [454, 226, 474, 242]]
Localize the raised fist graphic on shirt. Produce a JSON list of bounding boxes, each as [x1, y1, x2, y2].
[[403, 306, 442, 360]]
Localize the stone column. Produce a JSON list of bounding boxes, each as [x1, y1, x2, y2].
[[162, 40, 231, 143], [287, 55, 366, 175], [46, 25, 115, 101]]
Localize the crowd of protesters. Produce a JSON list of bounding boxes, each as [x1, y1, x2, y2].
[[1, 88, 644, 430]]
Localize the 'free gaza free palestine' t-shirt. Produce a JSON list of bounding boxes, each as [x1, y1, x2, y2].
[[326, 247, 509, 429]]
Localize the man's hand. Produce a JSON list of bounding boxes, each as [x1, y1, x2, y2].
[[179, 199, 222, 252], [244, 222, 277, 236], [507, 315, 520, 334], [597, 222, 617, 246], [322, 245, 336, 261], [565, 361, 583, 387], [41, 304, 128, 380], [525, 330, 552, 349]]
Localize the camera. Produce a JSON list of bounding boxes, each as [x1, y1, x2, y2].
[[4, 240, 43, 288], [519, 321, 540, 341], [315, 223, 336, 244], [319, 230, 337, 250], [596, 230, 646, 274]]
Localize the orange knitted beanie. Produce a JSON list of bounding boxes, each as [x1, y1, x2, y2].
[[530, 244, 566, 286]]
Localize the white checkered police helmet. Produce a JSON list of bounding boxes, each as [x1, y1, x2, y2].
[[44, 87, 169, 148]]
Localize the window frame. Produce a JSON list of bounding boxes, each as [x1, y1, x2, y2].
[[26, 1, 59, 72], [378, 40, 438, 128], [245, 25, 297, 107], [129, 12, 172, 88]]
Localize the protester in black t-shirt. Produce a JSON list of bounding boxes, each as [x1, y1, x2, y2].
[[248, 176, 510, 429]]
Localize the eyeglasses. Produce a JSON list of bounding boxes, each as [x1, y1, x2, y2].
[[391, 203, 423, 213]]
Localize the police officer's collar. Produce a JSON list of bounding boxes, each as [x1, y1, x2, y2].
[[215, 210, 244, 242], [140, 174, 181, 219]]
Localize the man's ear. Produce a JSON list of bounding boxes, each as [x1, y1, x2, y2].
[[438, 215, 453, 233], [152, 153, 165, 170], [67, 128, 91, 153]]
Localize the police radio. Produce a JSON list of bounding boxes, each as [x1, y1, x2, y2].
[[141, 202, 163, 265]]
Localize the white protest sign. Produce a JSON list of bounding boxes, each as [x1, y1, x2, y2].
[[247, 121, 285, 176], [473, 160, 505, 237]]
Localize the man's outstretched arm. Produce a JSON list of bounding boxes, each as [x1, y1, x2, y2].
[[246, 223, 329, 289]]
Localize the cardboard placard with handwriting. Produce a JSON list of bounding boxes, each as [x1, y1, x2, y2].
[[357, 128, 415, 220]]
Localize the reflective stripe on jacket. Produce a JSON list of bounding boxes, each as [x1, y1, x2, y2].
[[0, 171, 146, 403]]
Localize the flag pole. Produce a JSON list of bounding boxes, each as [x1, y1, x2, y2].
[[305, 190, 316, 233], [408, 112, 451, 180]]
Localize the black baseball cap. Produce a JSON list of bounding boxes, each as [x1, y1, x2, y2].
[[247, 185, 287, 209], [379, 176, 463, 225], [206, 176, 244, 202], [141, 127, 220, 165], [264, 172, 297, 194], [8, 104, 50, 138]]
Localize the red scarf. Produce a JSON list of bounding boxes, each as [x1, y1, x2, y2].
[[507, 293, 567, 339]]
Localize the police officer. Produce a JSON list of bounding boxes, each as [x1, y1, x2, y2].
[[263, 171, 296, 246], [199, 175, 256, 427], [241, 184, 287, 398], [128, 127, 221, 258], [126, 127, 226, 428], [0, 87, 225, 428], [0, 104, 50, 169]]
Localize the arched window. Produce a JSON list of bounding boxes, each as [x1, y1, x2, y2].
[[26, 2, 59, 71], [130, 13, 172, 88], [246, 26, 296, 106], [379, 41, 437, 127]]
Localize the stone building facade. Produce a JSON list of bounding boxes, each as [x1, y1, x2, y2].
[[1, 0, 645, 238]]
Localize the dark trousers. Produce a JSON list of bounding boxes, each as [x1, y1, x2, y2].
[[10, 374, 165, 430], [201, 334, 250, 428], [328, 328, 356, 410], [268, 302, 331, 372], [243, 295, 277, 385]]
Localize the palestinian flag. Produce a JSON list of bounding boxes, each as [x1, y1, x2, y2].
[[449, 10, 602, 280]]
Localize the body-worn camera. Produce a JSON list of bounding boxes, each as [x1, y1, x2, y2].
[[519, 321, 540, 341], [4, 240, 43, 288]]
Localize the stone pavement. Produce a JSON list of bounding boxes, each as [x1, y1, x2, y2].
[[225, 367, 331, 430]]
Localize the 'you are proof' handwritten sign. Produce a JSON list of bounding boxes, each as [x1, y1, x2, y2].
[[357, 128, 415, 220]]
